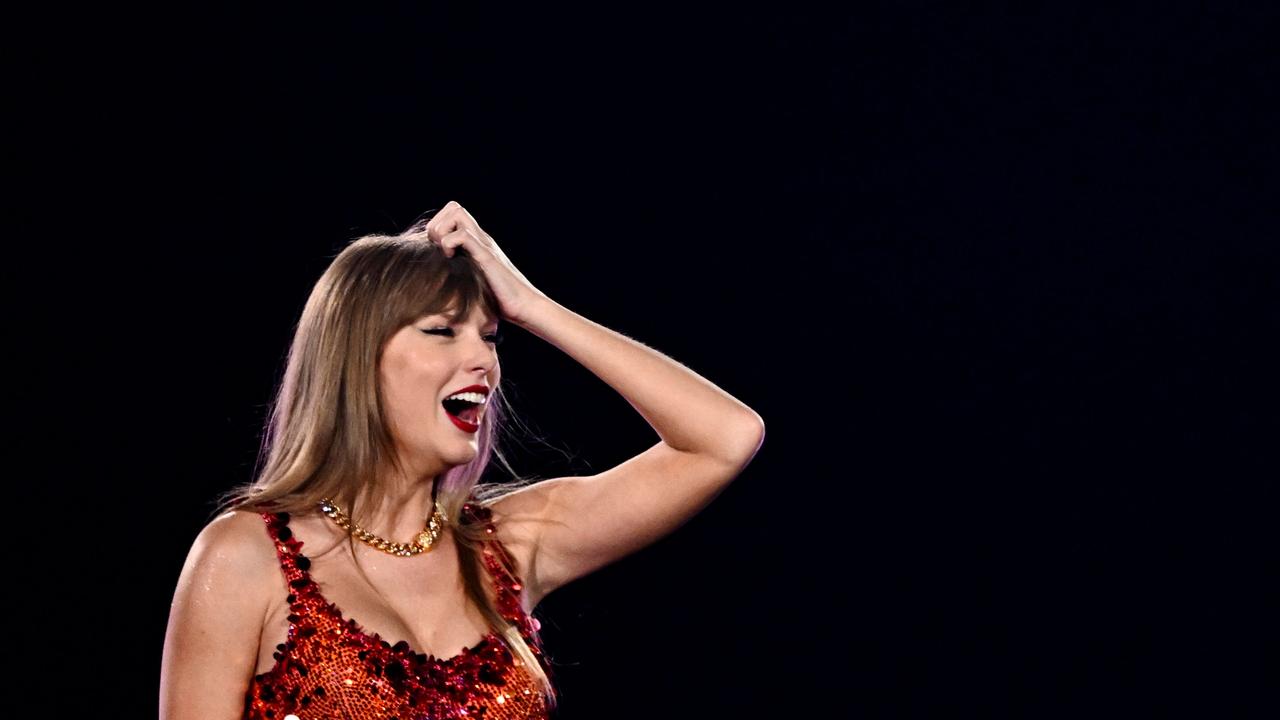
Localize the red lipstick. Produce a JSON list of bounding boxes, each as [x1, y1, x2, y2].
[[442, 384, 489, 434]]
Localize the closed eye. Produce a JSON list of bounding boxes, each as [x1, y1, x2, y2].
[[421, 327, 504, 346]]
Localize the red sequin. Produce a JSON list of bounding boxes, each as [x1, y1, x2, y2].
[[242, 504, 550, 719]]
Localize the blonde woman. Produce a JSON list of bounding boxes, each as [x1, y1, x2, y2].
[[159, 200, 765, 719]]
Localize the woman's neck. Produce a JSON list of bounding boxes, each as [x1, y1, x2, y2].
[[350, 477, 439, 540]]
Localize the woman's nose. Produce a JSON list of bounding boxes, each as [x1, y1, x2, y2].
[[462, 332, 498, 370]]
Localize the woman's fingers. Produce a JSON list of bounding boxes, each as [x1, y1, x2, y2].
[[421, 200, 547, 324], [427, 200, 486, 250], [435, 227, 481, 258]]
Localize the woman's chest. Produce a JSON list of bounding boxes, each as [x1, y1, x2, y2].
[[255, 532, 499, 677]]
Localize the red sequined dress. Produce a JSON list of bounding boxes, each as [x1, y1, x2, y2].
[[242, 502, 551, 720]]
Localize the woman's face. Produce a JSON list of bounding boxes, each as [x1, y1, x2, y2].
[[378, 302, 502, 475]]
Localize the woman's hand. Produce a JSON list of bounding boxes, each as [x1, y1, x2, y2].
[[425, 200, 550, 327]]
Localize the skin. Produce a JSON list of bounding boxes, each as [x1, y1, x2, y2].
[[242, 302, 508, 679], [361, 301, 503, 541], [160, 201, 764, 719]]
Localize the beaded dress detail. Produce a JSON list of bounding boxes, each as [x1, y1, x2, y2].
[[243, 502, 550, 720]]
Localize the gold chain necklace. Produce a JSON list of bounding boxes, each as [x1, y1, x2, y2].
[[318, 497, 447, 557]]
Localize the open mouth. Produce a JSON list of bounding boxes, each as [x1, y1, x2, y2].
[[441, 397, 483, 426]]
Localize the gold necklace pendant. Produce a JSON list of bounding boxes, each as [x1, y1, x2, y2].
[[319, 498, 447, 557]]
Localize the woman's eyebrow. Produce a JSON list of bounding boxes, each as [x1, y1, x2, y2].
[[423, 312, 499, 327]]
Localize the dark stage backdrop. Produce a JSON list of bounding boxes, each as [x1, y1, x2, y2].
[[11, 4, 1275, 718]]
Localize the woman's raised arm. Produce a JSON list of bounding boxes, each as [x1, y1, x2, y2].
[[489, 295, 766, 606]]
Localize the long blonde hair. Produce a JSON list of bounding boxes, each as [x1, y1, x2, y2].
[[211, 213, 557, 707]]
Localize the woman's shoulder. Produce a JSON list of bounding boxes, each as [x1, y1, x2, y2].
[[196, 509, 284, 572], [171, 510, 285, 627]]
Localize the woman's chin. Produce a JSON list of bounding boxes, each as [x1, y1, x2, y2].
[[442, 438, 480, 464]]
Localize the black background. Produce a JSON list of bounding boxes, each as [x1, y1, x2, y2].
[[10, 3, 1276, 718]]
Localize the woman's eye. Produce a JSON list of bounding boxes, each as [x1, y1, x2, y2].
[[421, 327, 503, 346]]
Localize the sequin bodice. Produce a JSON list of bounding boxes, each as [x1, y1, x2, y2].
[[243, 504, 551, 720]]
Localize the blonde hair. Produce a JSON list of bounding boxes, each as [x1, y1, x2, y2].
[[211, 212, 558, 708]]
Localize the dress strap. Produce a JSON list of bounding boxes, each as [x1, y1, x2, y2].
[[459, 502, 544, 641], [258, 511, 316, 601]]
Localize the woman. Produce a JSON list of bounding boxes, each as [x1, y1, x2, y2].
[[159, 200, 766, 719]]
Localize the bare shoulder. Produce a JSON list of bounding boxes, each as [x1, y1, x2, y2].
[[187, 509, 281, 592], [171, 509, 282, 640], [482, 480, 568, 547], [161, 509, 280, 717], [204, 508, 276, 552], [482, 480, 568, 607]]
